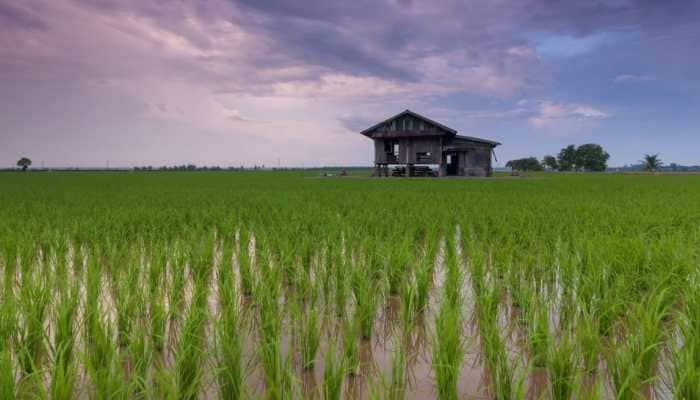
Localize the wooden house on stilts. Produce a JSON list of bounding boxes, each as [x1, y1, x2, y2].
[[360, 110, 500, 177]]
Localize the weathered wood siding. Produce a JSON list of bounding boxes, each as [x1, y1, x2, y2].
[[374, 140, 387, 164], [405, 137, 441, 164], [458, 145, 493, 176], [372, 137, 442, 164]]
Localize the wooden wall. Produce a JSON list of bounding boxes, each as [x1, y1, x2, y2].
[[373, 137, 442, 164], [458, 145, 493, 176]]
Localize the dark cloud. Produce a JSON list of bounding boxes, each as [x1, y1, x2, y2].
[[229, 0, 700, 83], [1, 0, 699, 167], [0, 2, 49, 31]]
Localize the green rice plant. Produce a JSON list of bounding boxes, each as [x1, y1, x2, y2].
[[606, 336, 642, 400], [318, 243, 335, 303], [577, 307, 601, 373], [333, 256, 349, 318], [475, 280, 516, 400], [3, 163, 700, 398], [387, 239, 412, 296], [299, 304, 321, 370], [366, 375, 387, 400], [574, 376, 602, 400], [0, 285, 16, 351], [481, 326, 513, 400], [174, 293, 206, 400], [114, 259, 141, 348], [671, 281, 700, 399], [342, 314, 360, 375], [399, 276, 418, 335], [49, 354, 77, 400], [634, 286, 673, 383], [431, 297, 463, 400], [389, 341, 407, 400], [442, 233, 462, 310], [15, 262, 50, 377], [152, 363, 178, 400], [127, 329, 152, 399], [413, 256, 432, 314], [321, 342, 345, 400], [84, 317, 125, 399], [364, 340, 407, 400], [238, 227, 254, 296], [167, 242, 187, 322], [254, 266, 292, 400], [0, 347, 15, 399], [150, 290, 167, 353], [215, 263, 245, 400], [50, 286, 79, 400], [148, 249, 168, 353], [547, 332, 577, 400], [352, 266, 380, 340], [671, 340, 700, 399], [528, 293, 550, 369]]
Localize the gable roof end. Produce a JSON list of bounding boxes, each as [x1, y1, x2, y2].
[[360, 109, 457, 137]]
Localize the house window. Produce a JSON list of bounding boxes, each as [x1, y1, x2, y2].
[[446, 154, 453, 164], [385, 140, 400, 158], [416, 152, 431, 162]]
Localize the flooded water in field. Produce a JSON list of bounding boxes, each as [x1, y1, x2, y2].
[[221, 235, 672, 400], [229, 237, 536, 400], [7, 233, 674, 400]]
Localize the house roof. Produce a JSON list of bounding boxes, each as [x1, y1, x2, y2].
[[453, 134, 501, 147], [360, 110, 500, 147], [360, 109, 457, 136]]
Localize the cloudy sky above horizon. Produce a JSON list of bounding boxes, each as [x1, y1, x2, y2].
[[1, 0, 699, 168]]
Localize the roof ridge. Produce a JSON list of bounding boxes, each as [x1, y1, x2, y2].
[[360, 109, 456, 135]]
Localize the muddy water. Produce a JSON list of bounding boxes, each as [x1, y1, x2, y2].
[[231, 240, 519, 399], [236, 237, 495, 399], [228, 241, 668, 400], [11, 237, 673, 400]]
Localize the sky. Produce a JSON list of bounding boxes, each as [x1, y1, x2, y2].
[[1, 0, 699, 168]]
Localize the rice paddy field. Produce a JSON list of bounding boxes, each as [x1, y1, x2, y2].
[[1, 171, 699, 399]]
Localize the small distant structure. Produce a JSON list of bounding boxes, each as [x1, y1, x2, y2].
[[360, 110, 501, 177]]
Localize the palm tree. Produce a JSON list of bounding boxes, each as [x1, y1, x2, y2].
[[641, 154, 662, 172]]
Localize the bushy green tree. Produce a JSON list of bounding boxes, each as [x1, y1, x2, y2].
[[542, 155, 559, 171], [557, 145, 577, 171], [556, 144, 610, 172], [506, 157, 543, 171], [17, 157, 32, 171], [575, 144, 610, 172]]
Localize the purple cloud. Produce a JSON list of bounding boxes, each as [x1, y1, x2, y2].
[[0, 2, 49, 31], [0, 0, 699, 167]]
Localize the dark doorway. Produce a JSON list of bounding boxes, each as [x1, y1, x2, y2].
[[446, 153, 459, 176]]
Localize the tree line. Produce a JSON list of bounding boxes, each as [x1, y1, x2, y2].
[[507, 144, 610, 172]]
